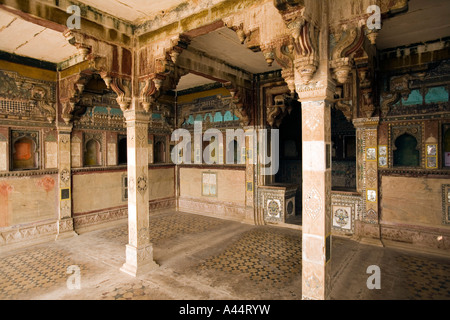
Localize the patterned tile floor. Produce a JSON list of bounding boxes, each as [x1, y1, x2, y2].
[[0, 247, 89, 299], [396, 254, 450, 300], [198, 228, 301, 284], [98, 211, 228, 245], [0, 210, 449, 300], [100, 280, 169, 300]]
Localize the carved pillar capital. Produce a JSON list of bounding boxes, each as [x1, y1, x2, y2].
[[123, 108, 152, 124]]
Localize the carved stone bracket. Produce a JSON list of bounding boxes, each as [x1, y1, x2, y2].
[[226, 83, 251, 126], [138, 78, 157, 113], [60, 74, 88, 124], [380, 74, 414, 117], [110, 77, 132, 112], [331, 27, 365, 84], [63, 29, 91, 61], [267, 93, 294, 128], [273, 1, 320, 88], [335, 100, 353, 122]]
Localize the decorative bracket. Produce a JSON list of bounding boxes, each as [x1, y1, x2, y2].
[[110, 77, 132, 112], [267, 93, 294, 128], [63, 29, 91, 61], [138, 77, 157, 113], [60, 74, 88, 124], [273, 1, 319, 86], [330, 26, 365, 84], [226, 83, 251, 126]]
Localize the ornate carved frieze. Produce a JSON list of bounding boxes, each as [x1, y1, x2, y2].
[[381, 65, 450, 119], [0, 221, 58, 246], [0, 70, 56, 123], [73, 207, 128, 230]]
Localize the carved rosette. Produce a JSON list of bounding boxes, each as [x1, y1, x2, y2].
[[137, 175, 148, 196], [60, 169, 70, 184]]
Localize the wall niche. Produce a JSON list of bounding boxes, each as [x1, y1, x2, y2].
[[11, 130, 39, 170]]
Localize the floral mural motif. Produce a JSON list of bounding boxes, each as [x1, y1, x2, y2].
[[334, 208, 349, 227], [267, 199, 281, 217], [0, 182, 13, 228], [37, 176, 55, 193], [0, 182, 13, 197]]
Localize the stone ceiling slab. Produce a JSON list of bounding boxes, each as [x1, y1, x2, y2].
[[377, 0, 450, 50], [176, 73, 218, 92], [188, 27, 281, 75], [76, 0, 190, 24], [0, 9, 78, 64]]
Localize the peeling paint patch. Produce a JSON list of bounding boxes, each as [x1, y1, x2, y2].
[[0, 182, 13, 228], [37, 176, 55, 193]]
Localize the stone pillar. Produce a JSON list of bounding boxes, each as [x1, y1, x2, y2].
[[353, 118, 382, 245], [301, 99, 332, 300], [120, 107, 158, 277], [244, 125, 257, 224], [56, 125, 77, 239]]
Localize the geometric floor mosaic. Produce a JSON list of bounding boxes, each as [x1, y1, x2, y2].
[[100, 281, 164, 300], [1, 210, 449, 300], [198, 228, 302, 284], [396, 254, 450, 300], [98, 211, 228, 245], [0, 247, 88, 299]]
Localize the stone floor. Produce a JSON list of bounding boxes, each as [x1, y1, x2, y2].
[[0, 210, 449, 300]]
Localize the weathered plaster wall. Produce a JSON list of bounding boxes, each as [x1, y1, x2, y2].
[[72, 167, 175, 215], [381, 176, 449, 228], [0, 175, 57, 228], [72, 171, 127, 214], [148, 166, 175, 201], [178, 167, 246, 221]]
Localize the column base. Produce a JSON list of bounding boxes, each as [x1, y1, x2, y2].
[[357, 236, 385, 247], [55, 231, 78, 241], [120, 244, 159, 277], [55, 218, 78, 241], [354, 221, 384, 247]]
